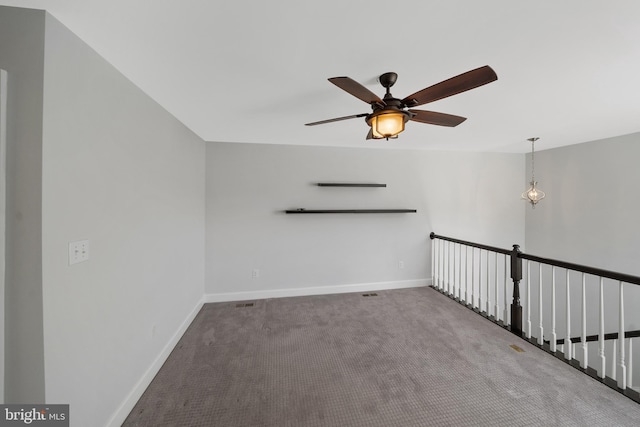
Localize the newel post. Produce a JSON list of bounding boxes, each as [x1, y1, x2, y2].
[[510, 244, 523, 336]]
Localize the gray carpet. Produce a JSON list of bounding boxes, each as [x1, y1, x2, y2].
[[123, 287, 640, 426]]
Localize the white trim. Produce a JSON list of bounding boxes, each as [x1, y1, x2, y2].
[[106, 296, 205, 427], [105, 278, 429, 425], [0, 69, 7, 404], [204, 278, 431, 303]]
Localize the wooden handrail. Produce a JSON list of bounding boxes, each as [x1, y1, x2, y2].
[[429, 232, 511, 255], [554, 329, 640, 345], [520, 253, 640, 286], [429, 232, 640, 286]]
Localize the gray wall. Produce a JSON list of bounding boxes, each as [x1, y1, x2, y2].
[[0, 6, 46, 403], [1, 6, 206, 425], [206, 142, 525, 299], [523, 132, 640, 386], [525, 132, 640, 274], [40, 13, 206, 426]]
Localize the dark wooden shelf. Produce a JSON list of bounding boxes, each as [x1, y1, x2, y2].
[[317, 183, 386, 187], [285, 209, 416, 214]]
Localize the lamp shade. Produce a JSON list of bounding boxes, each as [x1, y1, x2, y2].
[[368, 111, 405, 138]]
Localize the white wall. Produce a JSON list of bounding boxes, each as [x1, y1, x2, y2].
[[206, 142, 524, 300], [40, 13, 205, 427], [523, 132, 640, 386], [525, 132, 640, 275], [0, 5, 46, 403]]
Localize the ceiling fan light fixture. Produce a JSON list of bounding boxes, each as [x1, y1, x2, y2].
[[367, 110, 407, 139]]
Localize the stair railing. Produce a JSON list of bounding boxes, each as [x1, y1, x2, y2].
[[430, 232, 640, 402]]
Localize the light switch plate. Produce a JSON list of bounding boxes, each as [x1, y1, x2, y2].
[[69, 240, 90, 265]]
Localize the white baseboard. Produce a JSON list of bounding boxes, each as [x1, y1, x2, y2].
[[106, 296, 205, 427], [204, 278, 431, 303], [107, 278, 431, 425]]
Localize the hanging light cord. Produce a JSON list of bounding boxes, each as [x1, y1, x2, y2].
[[528, 137, 539, 182], [531, 139, 535, 181]]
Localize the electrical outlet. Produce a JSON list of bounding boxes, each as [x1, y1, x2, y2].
[[69, 240, 90, 265], [252, 269, 260, 278], [398, 261, 405, 269]]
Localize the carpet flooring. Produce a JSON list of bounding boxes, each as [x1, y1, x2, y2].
[[123, 287, 640, 426]]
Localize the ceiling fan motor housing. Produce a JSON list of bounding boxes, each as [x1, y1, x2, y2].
[[379, 72, 398, 89], [366, 83, 411, 132], [366, 97, 411, 139]]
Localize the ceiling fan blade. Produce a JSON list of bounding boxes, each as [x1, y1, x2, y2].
[[402, 65, 497, 107], [329, 77, 384, 105], [408, 110, 467, 127], [305, 113, 368, 126]]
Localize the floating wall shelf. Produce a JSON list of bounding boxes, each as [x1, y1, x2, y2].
[[316, 183, 386, 187], [285, 209, 416, 214]]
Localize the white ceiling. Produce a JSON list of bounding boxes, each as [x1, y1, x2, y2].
[[2, 0, 640, 152]]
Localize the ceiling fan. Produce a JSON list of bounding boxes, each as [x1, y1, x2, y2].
[[305, 65, 498, 140]]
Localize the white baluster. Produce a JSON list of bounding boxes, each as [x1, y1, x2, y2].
[[538, 263, 544, 346], [471, 248, 476, 309], [452, 243, 456, 298], [436, 240, 440, 290], [433, 239, 437, 289], [598, 277, 605, 378], [617, 281, 626, 389], [446, 241, 450, 294], [612, 340, 617, 380], [494, 252, 499, 321], [439, 239, 443, 290], [438, 240, 443, 290], [465, 246, 469, 305], [526, 260, 531, 339], [486, 250, 490, 315], [451, 242, 455, 297], [628, 338, 633, 389], [565, 269, 571, 360], [551, 266, 557, 353], [458, 243, 462, 301], [431, 237, 435, 288], [447, 242, 455, 296], [440, 240, 444, 291], [451, 242, 456, 297], [442, 240, 446, 292], [442, 241, 446, 291], [581, 272, 588, 369], [479, 250, 483, 312], [451, 243, 455, 297], [504, 254, 509, 326]]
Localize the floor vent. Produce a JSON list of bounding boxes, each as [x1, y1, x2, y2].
[[235, 302, 255, 308], [362, 293, 378, 297], [509, 344, 525, 353]]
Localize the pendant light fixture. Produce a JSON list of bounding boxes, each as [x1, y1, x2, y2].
[[522, 137, 545, 208]]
